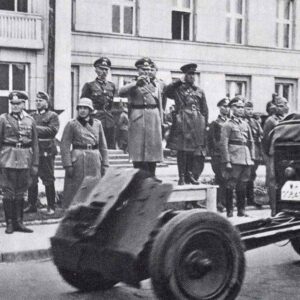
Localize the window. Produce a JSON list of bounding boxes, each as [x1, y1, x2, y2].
[[275, 78, 297, 105], [112, 0, 135, 35], [276, 0, 294, 48], [0, 0, 28, 12], [172, 0, 192, 40], [226, 75, 250, 99], [0, 62, 28, 114], [226, 0, 246, 44]]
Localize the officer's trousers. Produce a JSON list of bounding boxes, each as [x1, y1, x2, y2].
[[211, 156, 226, 208]]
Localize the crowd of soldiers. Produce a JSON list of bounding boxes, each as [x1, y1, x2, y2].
[[0, 55, 290, 234]]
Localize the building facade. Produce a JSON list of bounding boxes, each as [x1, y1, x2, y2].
[[1, 0, 300, 134]]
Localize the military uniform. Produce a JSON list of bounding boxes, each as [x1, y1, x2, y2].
[[208, 113, 228, 211], [116, 107, 129, 153], [165, 63, 208, 185], [262, 114, 283, 216], [118, 58, 163, 177], [220, 99, 254, 217], [0, 91, 38, 233], [26, 93, 60, 213], [61, 99, 109, 208], [81, 57, 117, 149], [245, 113, 263, 207]]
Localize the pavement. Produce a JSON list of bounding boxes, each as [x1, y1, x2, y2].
[[0, 161, 270, 263]]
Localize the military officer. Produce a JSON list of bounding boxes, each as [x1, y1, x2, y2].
[[165, 63, 208, 185], [244, 101, 263, 209], [220, 97, 254, 217], [24, 91, 60, 215], [60, 98, 109, 208], [262, 96, 289, 216], [119, 57, 163, 178], [207, 98, 230, 212], [0, 91, 38, 233], [81, 57, 117, 149]]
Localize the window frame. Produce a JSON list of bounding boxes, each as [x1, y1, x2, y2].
[[226, 0, 246, 45], [172, 0, 193, 41], [225, 75, 250, 100], [0, 62, 29, 112], [276, 0, 294, 49], [112, 0, 136, 36], [0, 0, 30, 13], [275, 78, 297, 107]]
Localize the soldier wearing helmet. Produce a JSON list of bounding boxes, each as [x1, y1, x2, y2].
[[60, 98, 109, 208]]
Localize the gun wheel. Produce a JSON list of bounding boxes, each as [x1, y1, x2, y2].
[[149, 211, 245, 300]]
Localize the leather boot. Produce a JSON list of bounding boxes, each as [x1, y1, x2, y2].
[[225, 188, 234, 218], [46, 184, 56, 211], [186, 153, 199, 185], [3, 198, 14, 234], [177, 151, 186, 185], [14, 198, 33, 233], [24, 184, 38, 213], [236, 184, 248, 217]]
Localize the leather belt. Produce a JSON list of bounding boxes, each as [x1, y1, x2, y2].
[[73, 144, 98, 150], [3, 142, 32, 148], [229, 140, 248, 146], [130, 104, 158, 109]]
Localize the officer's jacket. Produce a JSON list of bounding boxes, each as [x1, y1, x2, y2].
[[60, 118, 109, 168], [207, 115, 227, 157], [31, 110, 59, 157], [220, 116, 254, 165], [0, 112, 39, 169], [262, 114, 282, 155], [81, 79, 116, 128], [164, 80, 208, 152], [245, 116, 263, 161]]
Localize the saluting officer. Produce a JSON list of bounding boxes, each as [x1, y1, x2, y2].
[[243, 101, 263, 209], [0, 91, 39, 234], [207, 98, 230, 212], [25, 91, 60, 215], [119, 57, 163, 178], [220, 97, 254, 217], [165, 63, 208, 185], [60, 98, 109, 208], [81, 57, 117, 149]]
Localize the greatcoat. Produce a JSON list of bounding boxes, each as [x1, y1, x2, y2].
[[60, 118, 109, 207], [164, 80, 208, 153], [118, 80, 163, 162]]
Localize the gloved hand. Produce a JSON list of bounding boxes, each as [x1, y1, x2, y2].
[[30, 166, 38, 176], [65, 166, 74, 178]]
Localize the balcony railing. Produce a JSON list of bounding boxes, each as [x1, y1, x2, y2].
[[0, 11, 43, 49]]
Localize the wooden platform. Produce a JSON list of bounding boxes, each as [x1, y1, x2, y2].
[[168, 184, 218, 212]]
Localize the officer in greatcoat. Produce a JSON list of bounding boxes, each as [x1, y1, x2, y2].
[[207, 98, 230, 212], [165, 63, 208, 185], [0, 91, 38, 234], [81, 57, 117, 149], [262, 96, 289, 216], [24, 91, 60, 215], [219, 97, 254, 217], [244, 101, 263, 208], [118, 57, 163, 178], [60, 98, 109, 208]]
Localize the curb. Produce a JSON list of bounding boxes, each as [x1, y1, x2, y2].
[[0, 218, 62, 229], [0, 248, 52, 263]]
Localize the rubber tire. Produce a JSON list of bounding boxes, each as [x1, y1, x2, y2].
[[290, 237, 300, 256], [57, 267, 117, 292], [149, 210, 245, 300]]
